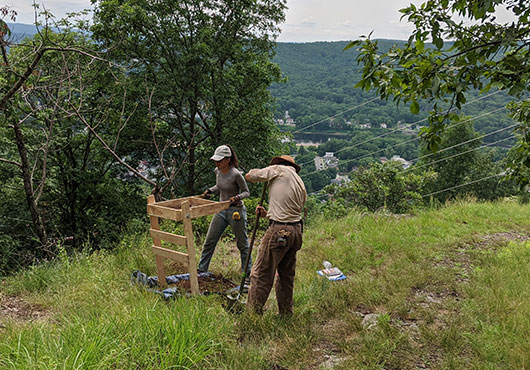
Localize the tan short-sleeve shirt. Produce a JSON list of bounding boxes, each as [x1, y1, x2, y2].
[[246, 165, 307, 223]]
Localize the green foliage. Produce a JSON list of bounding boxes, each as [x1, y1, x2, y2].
[[506, 100, 530, 189], [0, 28, 148, 272], [351, 0, 530, 184], [418, 118, 518, 202], [91, 0, 287, 195], [322, 161, 435, 213], [301, 167, 337, 193], [1, 2, 288, 274], [272, 40, 516, 144]]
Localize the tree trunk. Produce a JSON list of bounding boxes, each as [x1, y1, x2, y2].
[[187, 116, 196, 195], [12, 118, 48, 248]]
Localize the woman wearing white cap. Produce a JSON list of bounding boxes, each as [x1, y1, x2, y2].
[[198, 145, 251, 277]]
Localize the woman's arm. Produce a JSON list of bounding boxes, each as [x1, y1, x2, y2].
[[230, 170, 250, 202]]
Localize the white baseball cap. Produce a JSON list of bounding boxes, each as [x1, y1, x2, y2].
[[210, 145, 232, 161]]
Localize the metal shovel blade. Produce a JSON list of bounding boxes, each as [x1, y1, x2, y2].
[[223, 286, 247, 314]]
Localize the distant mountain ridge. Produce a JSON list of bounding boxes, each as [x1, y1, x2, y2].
[[270, 39, 515, 144], [6, 23, 40, 41]]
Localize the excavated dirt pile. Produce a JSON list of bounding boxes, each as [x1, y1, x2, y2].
[[173, 273, 237, 295]]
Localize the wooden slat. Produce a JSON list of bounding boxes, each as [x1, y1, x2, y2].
[[190, 201, 231, 219], [148, 195, 167, 287], [152, 245, 189, 264], [182, 201, 199, 294], [154, 195, 197, 208], [147, 204, 182, 221], [155, 255, 166, 286], [149, 229, 187, 246], [188, 197, 216, 206], [154, 196, 216, 209]]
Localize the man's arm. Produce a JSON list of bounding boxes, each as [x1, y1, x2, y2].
[[245, 166, 279, 183]]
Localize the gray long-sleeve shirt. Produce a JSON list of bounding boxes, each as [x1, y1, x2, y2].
[[208, 167, 250, 207]]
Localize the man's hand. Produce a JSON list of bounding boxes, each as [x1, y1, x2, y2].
[[255, 205, 267, 218], [229, 196, 239, 205], [202, 189, 212, 199]]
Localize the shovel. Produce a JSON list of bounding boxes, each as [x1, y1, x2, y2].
[[225, 182, 267, 313]]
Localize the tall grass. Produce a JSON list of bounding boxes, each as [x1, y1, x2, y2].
[[463, 241, 530, 368], [1, 199, 530, 368], [0, 295, 233, 369]]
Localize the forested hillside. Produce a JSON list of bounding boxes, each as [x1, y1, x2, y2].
[[0, 19, 525, 275], [269, 40, 519, 192], [6, 24, 517, 142], [271, 40, 515, 138], [7, 23, 515, 138]]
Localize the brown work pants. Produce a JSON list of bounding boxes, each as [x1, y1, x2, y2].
[[247, 222, 303, 315]]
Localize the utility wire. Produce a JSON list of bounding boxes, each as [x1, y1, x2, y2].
[[298, 90, 504, 167], [403, 135, 514, 173], [291, 97, 380, 134], [422, 172, 505, 198], [300, 106, 507, 178], [403, 124, 518, 171]]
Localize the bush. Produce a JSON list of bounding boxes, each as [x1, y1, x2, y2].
[[321, 161, 435, 214]]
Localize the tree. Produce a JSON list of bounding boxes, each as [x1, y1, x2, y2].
[[416, 118, 516, 202], [348, 0, 530, 188], [0, 10, 113, 252], [91, 0, 287, 195], [0, 12, 148, 270], [323, 161, 434, 214]]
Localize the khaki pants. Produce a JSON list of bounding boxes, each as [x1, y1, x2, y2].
[[247, 222, 303, 315]]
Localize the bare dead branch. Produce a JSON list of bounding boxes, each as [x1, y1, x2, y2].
[[0, 157, 22, 167], [66, 102, 158, 187], [147, 85, 171, 183], [0, 45, 112, 110], [113, 89, 138, 152]]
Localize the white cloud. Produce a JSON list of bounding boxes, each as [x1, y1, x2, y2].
[[6, 0, 518, 42], [4, 0, 93, 24]]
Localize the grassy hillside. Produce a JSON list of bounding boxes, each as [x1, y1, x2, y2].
[[1, 200, 530, 368]]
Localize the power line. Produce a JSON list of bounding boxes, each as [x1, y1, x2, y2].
[[403, 125, 517, 171], [298, 90, 504, 167], [422, 172, 505, 198], [291, 97, 380, 134], [300, 106, 508, 178], [406, 123, 517, 166], [404, 135, 514, 173]]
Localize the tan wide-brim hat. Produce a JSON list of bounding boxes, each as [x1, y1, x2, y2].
[[270, 155, 301, 173]]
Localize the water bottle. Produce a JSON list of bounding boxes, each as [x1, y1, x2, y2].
[[323, 260, 333, 269]]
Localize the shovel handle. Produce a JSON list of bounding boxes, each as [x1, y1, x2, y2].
[[238, 182, 267, 295]]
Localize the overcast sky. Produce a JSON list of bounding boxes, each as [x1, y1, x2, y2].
[[5, 0, 515, 42]]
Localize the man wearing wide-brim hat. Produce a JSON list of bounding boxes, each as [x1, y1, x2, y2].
[[244, 155, 306, 315]]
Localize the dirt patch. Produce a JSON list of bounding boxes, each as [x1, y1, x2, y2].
[[0, 295, 48, 326], [473, 232, 529, 249], [433, 232, 529, 283], [172, 273, 237, 295]]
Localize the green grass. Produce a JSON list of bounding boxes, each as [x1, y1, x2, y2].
[[1, 199, 530, 369]]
